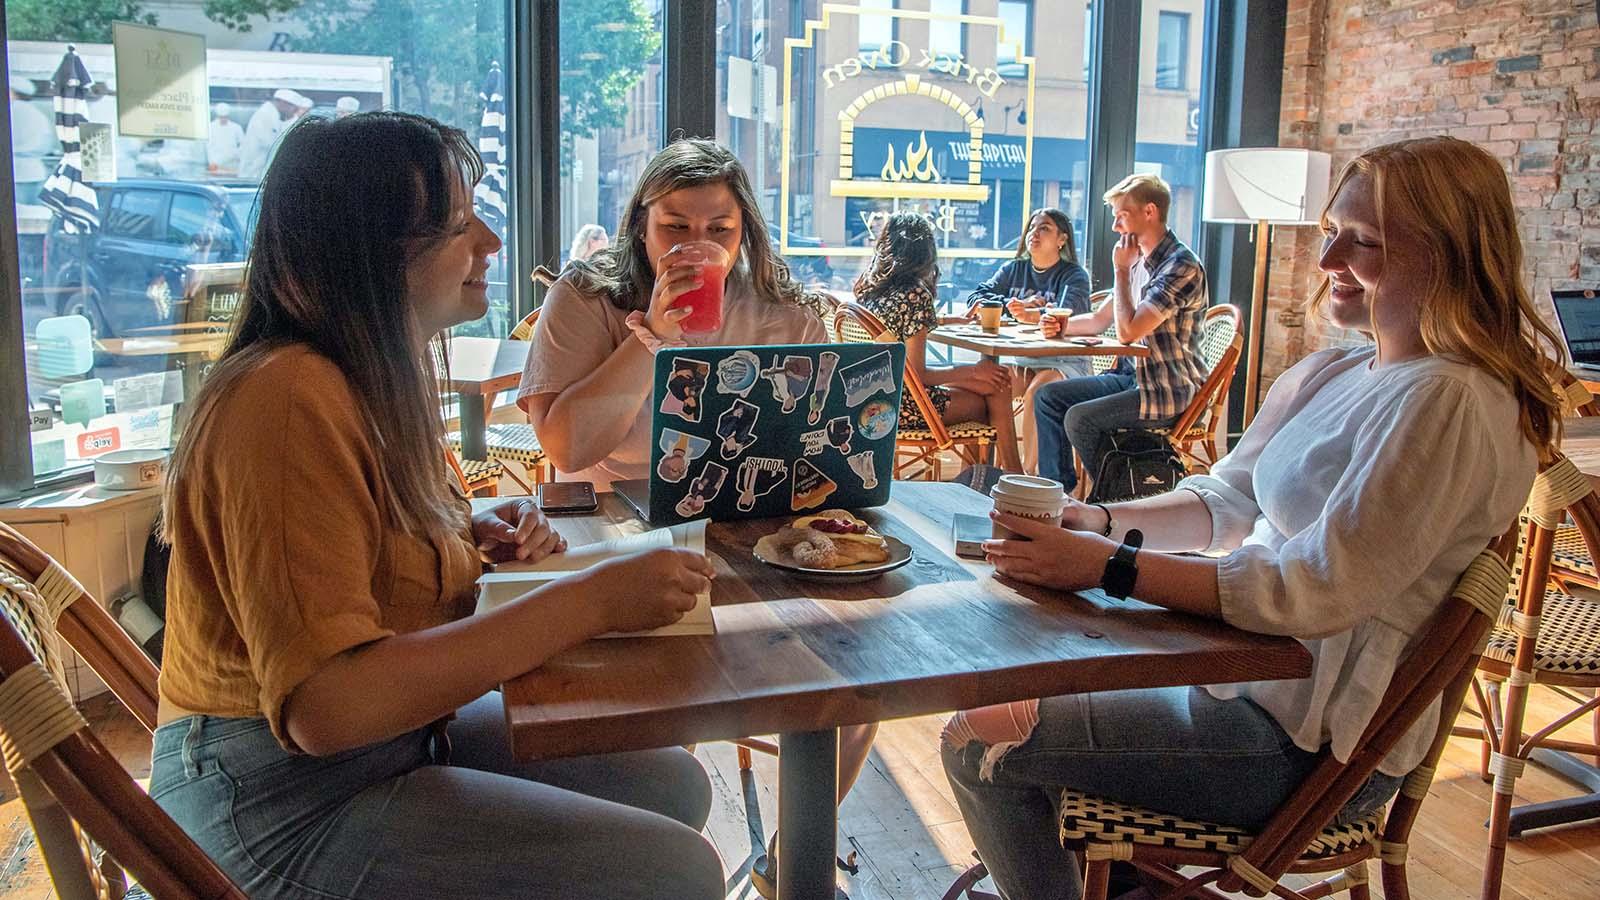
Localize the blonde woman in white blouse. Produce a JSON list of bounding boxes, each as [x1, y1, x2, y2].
[[942, 136, 1564, 900]]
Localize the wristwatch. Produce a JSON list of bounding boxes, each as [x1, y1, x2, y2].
[[1100, 529, 1144, 601]]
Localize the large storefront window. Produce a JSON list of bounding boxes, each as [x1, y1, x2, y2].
[[1135, 0, 1208, 246], [719, 0, 1091, 312], [561, 0, 663, 271], [10, 1, 510, 481]]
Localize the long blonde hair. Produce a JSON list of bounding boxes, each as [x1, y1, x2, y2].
[[1309, 136, 1562, 449]]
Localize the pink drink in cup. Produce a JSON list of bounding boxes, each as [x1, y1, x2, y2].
[[666, 241, 731, 334]]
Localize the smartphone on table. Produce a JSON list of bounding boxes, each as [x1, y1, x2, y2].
[[952, 512, 992, 560], [537, 481, 599, 516]]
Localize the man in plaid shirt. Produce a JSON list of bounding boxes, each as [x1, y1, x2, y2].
[[1034, 173, 1209, 494]]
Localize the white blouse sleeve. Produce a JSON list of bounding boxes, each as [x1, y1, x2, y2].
[[1215, 374, 1506, 638], [1178, 349, 1344, 552]]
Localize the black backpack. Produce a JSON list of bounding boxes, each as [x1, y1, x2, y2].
[[1087, 430, 1186, 504]]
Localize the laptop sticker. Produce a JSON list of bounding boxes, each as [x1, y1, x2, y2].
[[838, 350, 897, 407], [736, 457, 789, 511], [675, 461, 730, 518], [656, 429, 711, 483], [857, 398, 897, 440], [791, 459, 838, 510], [799, 426, 829, 457], [847, 450, 878, 489], [715, 399, 761, 460], [825, 415, 855, 455], [715, 349, 762, 397], [660, 357, 711, 423], [807, 350, 840, 425], [762, 354, 815, 414]]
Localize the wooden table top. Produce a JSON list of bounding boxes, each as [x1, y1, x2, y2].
[[928, 323, 1150, 359], [499, 481, 1311, 761], [445, 336, 529, 395]]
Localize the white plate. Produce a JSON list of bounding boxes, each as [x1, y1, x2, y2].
[[752, 534, 914, 583]]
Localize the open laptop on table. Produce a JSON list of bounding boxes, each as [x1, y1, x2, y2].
[[614, 342, 906, 525], [1553, 288, 1600, 377]]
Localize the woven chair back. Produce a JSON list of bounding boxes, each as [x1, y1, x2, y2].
[[0, 523, 242, 900]]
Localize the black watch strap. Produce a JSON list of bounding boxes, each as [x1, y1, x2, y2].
[[1100, 528, 1144, 601]]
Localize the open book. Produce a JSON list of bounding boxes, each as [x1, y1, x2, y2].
[[475, 520, 714, 637]]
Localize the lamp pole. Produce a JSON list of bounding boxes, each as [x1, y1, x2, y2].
[[1243, 219, 1271, 423]]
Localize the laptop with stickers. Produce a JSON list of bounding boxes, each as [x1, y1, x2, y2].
[[613, 342, 906, 525]]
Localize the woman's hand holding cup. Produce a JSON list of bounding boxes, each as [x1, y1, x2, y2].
[[644, 248, 706, 342], [1039, 309, 1066, 339]]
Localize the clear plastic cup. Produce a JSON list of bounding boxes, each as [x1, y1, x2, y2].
[[664, 241, 732, 334]]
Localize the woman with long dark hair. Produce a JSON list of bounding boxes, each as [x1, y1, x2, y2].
[[154, 112, 724, 899], [520, 139, 829, 487], [856, 211, 1023, 471], [959, 208, 1096, 473]]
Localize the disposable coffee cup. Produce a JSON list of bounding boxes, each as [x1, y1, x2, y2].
[[976, 300, 1004, 334], [989, 474, 1065, 539]]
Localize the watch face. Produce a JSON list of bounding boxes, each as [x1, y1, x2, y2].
[[1101, 532, 1142, 600]]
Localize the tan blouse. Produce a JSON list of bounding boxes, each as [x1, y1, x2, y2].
[[158, 345, 482, 750]]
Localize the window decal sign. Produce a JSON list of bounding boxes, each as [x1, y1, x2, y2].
[[779, 4, 1038, 260]]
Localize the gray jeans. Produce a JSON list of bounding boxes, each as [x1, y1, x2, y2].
[[942, 686, 1402, 900], [149, 692, 723, 899]]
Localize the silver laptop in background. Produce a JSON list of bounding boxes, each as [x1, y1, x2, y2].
[[1552, 288, 1600, 374]]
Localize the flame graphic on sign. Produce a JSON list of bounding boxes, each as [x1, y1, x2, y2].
[[880, 131, 941, 183]]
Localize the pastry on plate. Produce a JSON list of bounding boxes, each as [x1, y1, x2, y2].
[[769, 509, 890, 569]]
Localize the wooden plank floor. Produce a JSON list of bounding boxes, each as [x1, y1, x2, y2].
[[5, 687, 1595, 899]]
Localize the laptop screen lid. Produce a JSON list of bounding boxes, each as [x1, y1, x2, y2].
[[640, 342, 906, 526], [1553, 289, 1600, 369]]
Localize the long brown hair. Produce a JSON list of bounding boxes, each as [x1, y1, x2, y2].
[[165, 112, 481, 540], [1309, 135, 1562, 449], [567, 139, 808, 313], [853, 211, 938, 301]]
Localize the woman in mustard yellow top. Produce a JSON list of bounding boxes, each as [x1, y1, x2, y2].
[[151, 112, 724, 899]]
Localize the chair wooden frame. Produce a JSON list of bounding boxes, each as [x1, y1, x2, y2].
[[1455, 375, 1600, 900], [0, 522, 244, 900], [832, 301, 997, 481], [945, 523, 1519, 900]]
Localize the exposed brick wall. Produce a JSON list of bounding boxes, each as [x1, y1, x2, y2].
[[1261, 0, 1600, 387]]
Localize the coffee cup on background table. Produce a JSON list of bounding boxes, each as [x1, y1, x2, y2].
[[976, 299, 1005, 334], [989, 474, 1066, 539]]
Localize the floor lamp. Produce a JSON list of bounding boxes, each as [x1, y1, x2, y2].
[[1202, 148, 1332, 424]]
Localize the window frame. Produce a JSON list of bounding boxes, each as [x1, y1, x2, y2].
[[0, 0, 1280, 499], [1156, 10, 1191, 91], [857, 0, 898, 56], [928, 0, 967, 61]]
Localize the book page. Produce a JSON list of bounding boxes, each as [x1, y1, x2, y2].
[[476, 520, 712, 637]]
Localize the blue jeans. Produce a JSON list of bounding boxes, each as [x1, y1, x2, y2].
[[149, 692, 723, 900], [1034, 373, 1166, 489], [941, 687, 1402, 900]]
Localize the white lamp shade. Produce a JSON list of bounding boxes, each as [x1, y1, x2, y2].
[[1202, 148, 1332, 225]]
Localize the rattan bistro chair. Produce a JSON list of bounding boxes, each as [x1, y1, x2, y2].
[[0, 522, 244, 900], [833, 301, 998, 481], [945, 527, 1520, 900], [1460, 439, 1600, 900]]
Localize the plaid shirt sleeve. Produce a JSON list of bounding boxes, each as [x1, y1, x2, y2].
[[1139, 258, 1206, 318]]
